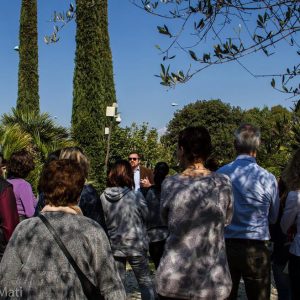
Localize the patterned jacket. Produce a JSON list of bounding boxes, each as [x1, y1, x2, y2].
[[0, 212, 125, 300], [155, 172, 233, 299]]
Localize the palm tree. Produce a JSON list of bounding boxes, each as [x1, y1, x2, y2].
[[0, 123, 32, 160], [1, 109, 74, 191], [2, 108, 72, 161]]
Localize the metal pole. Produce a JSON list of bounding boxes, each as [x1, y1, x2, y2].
[[105, 119, 113, 172]]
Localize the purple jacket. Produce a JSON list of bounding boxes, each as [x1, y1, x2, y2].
[[7, 178, 36, 218]]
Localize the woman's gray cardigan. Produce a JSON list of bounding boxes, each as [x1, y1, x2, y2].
[[0, 212, 126, 300], [155, 173, 233, 299]]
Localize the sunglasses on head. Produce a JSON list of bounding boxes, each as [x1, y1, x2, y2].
[[128, 157, 138, 161]]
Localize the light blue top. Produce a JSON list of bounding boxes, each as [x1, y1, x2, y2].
[[217, 155, 279, 240], [133, 167, 140, 191], [281, 190, 300, 256]]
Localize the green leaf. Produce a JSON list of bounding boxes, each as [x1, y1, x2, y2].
[[157, 25, 172, 37], [161, 64, 166, 75], [271, 78, 275, 88], [189, 50, 198, 61]]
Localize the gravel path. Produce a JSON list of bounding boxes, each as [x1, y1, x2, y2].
[[125, 270, 278, 300]]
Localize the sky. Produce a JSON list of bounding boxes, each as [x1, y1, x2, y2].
[[0, 1, 298, 132]]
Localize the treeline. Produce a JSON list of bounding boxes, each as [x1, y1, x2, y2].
[[0, 99, 297, 193], [162, 99, 300, 177]]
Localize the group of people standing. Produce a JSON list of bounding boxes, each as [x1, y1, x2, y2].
[[0, 123, 299, 300]]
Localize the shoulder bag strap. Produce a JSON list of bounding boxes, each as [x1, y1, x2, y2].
[[39, 214, 104, 300]]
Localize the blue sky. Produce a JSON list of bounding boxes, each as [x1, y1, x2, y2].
[[0, 1, 298, 131]]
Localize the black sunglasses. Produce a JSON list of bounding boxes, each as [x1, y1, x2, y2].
[[128, 157, 138, 161]]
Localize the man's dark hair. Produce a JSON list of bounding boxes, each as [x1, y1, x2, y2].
[[128, 152, 141, 159]]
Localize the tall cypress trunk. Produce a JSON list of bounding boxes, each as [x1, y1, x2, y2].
[[17, 0, 39, 113], [72, 0, 117, 189]]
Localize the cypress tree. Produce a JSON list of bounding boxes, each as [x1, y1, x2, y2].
[[99, 0, 117, 107], [72, 0, 117, 189], [17, 0, 39, 113]]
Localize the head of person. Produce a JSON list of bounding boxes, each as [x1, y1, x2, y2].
[[39, 159, 85, 206], [107, 160, 134, 188], [281, 148, 300, 191], [46, 149, 61, 163], [154, 162, 169, 188], [177, 126, 212, 168], [7, 149, 35, 179], [234, 123, 261, 156], [128, 152, 141, 170], [38, 149, 62, 193], [59, 146, 89, 179]]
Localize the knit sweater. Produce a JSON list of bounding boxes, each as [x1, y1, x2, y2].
[[155, 172, 233, 299], [0, 212, 126, 300]]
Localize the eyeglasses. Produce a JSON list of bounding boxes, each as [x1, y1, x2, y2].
[[128, 157, 138, 161]]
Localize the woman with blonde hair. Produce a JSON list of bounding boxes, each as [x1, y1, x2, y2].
[[281, 148, 300, 300], [59, 146, 89, 179]]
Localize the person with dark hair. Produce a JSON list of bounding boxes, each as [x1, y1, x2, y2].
[[280, 148, 300, 300], [128, 152, 154, 193], [146, 162, 169, 269], [100, 160, 155, 300], [35, 147, 108, 235], [34, 149, 62, 216], [0, 154, 19, 262], [217, 123, 279, 300], [155, 126, 233, 299], [0, 159, 125, 299], [7, 150, 36, 220]]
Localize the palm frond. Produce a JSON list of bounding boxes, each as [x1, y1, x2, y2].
[[2, 108, 69, 144], [0, 124, 32, 159]]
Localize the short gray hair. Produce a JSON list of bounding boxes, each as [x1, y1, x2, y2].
[[234, 123, 261, 154]]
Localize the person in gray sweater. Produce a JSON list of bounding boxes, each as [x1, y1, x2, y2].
[[155, 126, 233, 300], [101, 160, 155, 300], [0, 159, 125, 300]]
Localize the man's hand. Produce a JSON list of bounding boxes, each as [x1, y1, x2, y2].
[[140, 177, 152, 188]]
